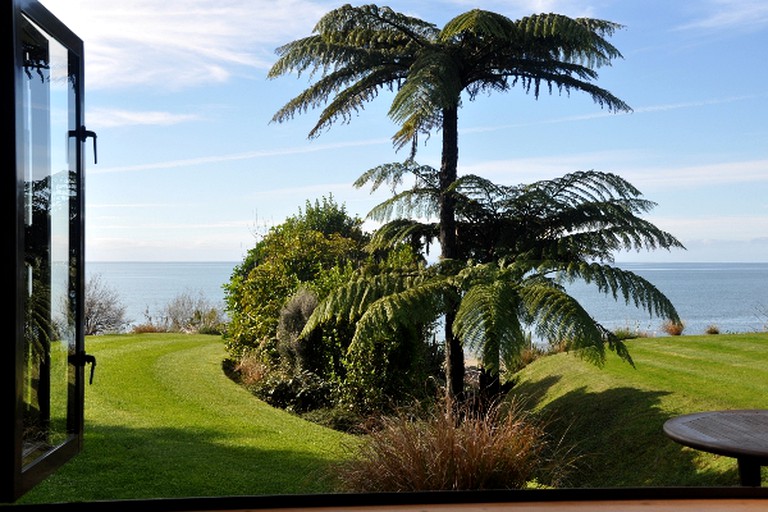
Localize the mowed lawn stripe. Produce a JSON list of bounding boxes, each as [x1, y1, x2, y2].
[[513, 332, 768, 487], [19, 333, 351, 504]]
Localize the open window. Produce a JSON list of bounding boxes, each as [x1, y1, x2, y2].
[[2, 0, 93, 502]]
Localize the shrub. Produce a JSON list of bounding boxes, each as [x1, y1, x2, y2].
[[233, 352, 270, 388], [276, 288, 320, 372], [161, 291, 226, 334], [131, 322, 167, 334], [705, 324, 720, 335], [661, 320, 685, 336], [613, 325, 650, 340], [84, 273, 129, 335], [133, 292, 226, 334], [233, 352, 333, 414], [332, 400, 574, 491], [300, 406, 364, 433]]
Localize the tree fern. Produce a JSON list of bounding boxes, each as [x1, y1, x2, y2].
[[270, 5, 635, 399]]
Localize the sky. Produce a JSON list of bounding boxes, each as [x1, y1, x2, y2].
[[39, 0, 768, 263]]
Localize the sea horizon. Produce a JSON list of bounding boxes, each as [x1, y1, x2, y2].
[[86, 261, 768, 336]]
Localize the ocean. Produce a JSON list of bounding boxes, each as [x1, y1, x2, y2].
[[86, 261, 237, 326], [86, 261, 768, 336]]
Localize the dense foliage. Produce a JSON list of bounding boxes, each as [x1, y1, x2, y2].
[[224, 196, 443, 420], [269, 5, 633, 398], [224, 196, 366, 358], [302, 167, 683, 403]]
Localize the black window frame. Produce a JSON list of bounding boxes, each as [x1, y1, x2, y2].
[[2, 0, 87, 502]]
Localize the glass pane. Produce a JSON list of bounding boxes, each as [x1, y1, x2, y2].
[[21, 13, 78, 468]]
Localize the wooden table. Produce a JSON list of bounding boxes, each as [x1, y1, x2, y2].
[[664, 410, 768, 486]]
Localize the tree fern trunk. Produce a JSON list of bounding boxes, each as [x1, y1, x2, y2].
[[440, 106, 464, 400]]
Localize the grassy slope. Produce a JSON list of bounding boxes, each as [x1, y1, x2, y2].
[[19, 333, 352, 504], [19, 332, 768, 503], [511, 332, 768, 487]]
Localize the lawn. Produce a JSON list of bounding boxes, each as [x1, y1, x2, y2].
[[17, 331, 768, 504], [511, 332, 768, 487], [18, 333, 351, 504]]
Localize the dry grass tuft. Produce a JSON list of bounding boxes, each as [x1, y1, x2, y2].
[[234, 352, 269, 387], [333, 399, 575, 492], [661, 320, 685, 336]]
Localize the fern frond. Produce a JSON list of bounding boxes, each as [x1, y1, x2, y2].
[[315, 4, 438, 47], [301, 269, 424, 337], [366, 219, 437, 252], [557, 261, 681, 322], [514, 14, 624, 67], [351, 277, 452, 350], [517, 277, 614, 366], [355, 160, 439, 192], [440, 9, 516, 41], [389, 48, 463, 147], [453, 279, 526, 374]]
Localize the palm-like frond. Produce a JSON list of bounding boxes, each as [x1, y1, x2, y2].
[[556, 261, 680, 322], [479, 171, 684, 262], [366, 219, 437, 253], [314, 4, 438, 47], [513, 14, 624, 67], [269, 5, 438, 140], [440, 9, 516, 40], [516, 274, 620, 366], [389, 48, 463, 149], [355, 161, 441, 223], [453, 263, 526, 374], [270, 6, 631, 153], [301, 266, 452, 356], [352, 277, 451, 350]]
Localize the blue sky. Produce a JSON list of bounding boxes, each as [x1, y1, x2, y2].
[[40, 0, 768, 263]]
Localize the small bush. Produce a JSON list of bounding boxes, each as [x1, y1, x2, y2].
[[234, 352, 270, 387], [333, 400, 574, 491], [134, 292, 227, 334], [705, 324, 720, 335], [84, 273, 129, 335], [234, 352, 333, 414], [301, 406, 364, 433], [131, 322, 167, 334], [661, 320, 685, 336], [613, 325, 650, 340]]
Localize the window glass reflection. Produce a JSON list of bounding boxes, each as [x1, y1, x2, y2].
[[21, 14, 77, 468]]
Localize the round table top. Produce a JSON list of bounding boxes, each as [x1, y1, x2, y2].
[[663, 409, 768, 462]]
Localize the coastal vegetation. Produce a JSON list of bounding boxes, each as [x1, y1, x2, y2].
[[267, 5, 635, 400], [17, 331, 768, 503], [43, 3, 760, 503], [85, 274, 226, 335], [222, 5, 683, 426]]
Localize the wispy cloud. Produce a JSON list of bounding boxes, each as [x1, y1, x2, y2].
[[40, 0, 333, 90], [464, 93, 767, 134], [649, 215, 768, 240], [676, 0, 768, 31], [89, 137, 391, 174], [463, 152, 768, 190], [89, 108, 200, 128]]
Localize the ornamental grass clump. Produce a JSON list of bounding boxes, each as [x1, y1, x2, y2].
[[334, 400, 573, 492], [662, 320, 686, 336]]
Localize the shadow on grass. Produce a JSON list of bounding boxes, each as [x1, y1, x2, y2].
[[512, 379, 741, 488], [19, 422, 343, 504]]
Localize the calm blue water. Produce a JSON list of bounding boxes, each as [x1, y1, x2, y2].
[[86, 261, 768, 335], [86, 261, 236, 326], [565, 262, 768, 336]]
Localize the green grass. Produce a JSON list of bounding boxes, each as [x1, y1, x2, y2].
[[17, 332, 768, 503], [18, 333, 351, 504], [511, 332, 768, 487]]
